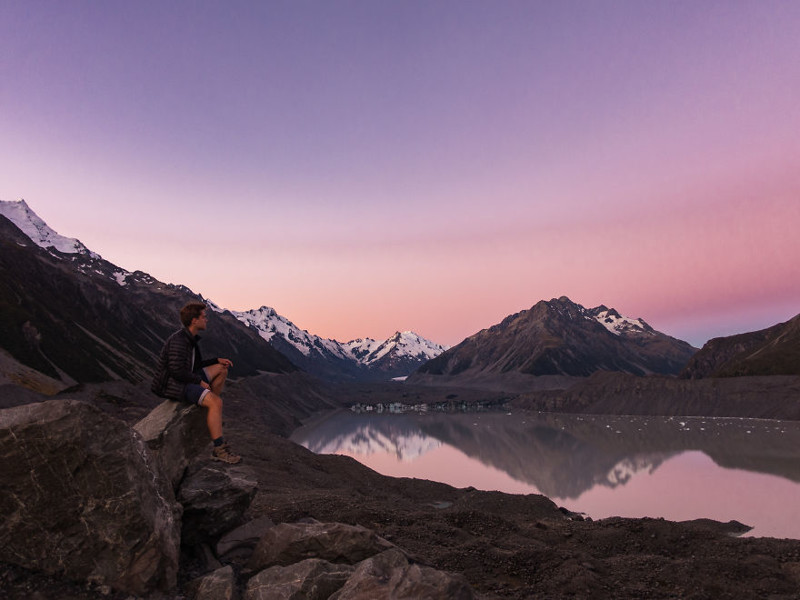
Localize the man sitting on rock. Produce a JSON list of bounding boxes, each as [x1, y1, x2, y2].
[[152, 302, 241, 464]]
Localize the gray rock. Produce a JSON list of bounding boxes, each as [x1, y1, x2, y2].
[[178, 460, 258, 545], [186, 565, 238, 600], [247, 521, 395, 573], [245, 559, 354, 600], [329, 549, 475, 600], [217, 516, 276, 560], [134, 399, 210, 491], [0, 400, 180, 595]]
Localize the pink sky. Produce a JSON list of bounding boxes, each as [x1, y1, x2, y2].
[[2, 2, 799, 347]]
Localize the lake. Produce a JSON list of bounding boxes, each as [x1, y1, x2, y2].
[[290, 408, 800, 539]]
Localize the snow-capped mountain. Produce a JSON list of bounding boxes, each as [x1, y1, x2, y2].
[[0, 199, 295, 388], [0, 199, 99, 258], [233, 306, 349, 359], [1, 198, 447, 383], [413, 296, 697, 383], [0, 198, 156, 288], [345, 331, 447, 366], [231, 306, 448, 381]]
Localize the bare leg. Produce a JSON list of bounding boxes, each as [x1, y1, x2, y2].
[[203, 389, 241, 463], [204, 364, 228, 395], [202, 392, 223, 440]]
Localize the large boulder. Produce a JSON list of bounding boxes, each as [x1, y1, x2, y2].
[[133, 399, 209, 491], [245, 558, 354, 600], [247, 521, 395, 573], [329, 549, 475, 600], [0, 400, 181, 595], [178, 460, 259, 545]]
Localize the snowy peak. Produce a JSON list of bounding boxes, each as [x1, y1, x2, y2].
[[343, 337, 385, 363], [0, 198, 100, 258], [231, 306, 348, 359], [364, 331, 449, 365], [0, 198, 143, 288], [229, 307, 447, 380], [541, 297, 654, 337], [341, 331, 447, 366], [0, 200, 200, 299], [587, 304, 654, 337]]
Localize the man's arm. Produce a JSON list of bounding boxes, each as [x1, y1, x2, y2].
[[201, 357, 233, 368]]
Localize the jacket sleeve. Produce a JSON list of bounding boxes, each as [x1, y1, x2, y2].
[[166, 335, 202, 385], [200, 357, 219, 368]]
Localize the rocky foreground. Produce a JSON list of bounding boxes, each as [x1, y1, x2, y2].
[[2, 375, 800, 599]]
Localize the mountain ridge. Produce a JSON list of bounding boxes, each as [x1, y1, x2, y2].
[[0, 212, 297, 389], [0, 199, 446, 384], [0, 198, 99, 258], [411, 296, 698, 385], [681, 313, 800, 378], [229, 305, 446, 381]]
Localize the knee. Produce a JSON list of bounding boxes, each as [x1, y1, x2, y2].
[[206, 364, 226, 380], [203, 392, 222, 410]]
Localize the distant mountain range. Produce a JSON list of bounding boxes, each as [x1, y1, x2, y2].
[[232, 306, 447, 381], [0, 199, 445, 387], [3, 198, 797, 394], [410, 296, 698, 386]]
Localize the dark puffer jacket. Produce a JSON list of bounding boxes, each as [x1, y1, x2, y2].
[[151, 328, 218, 400]]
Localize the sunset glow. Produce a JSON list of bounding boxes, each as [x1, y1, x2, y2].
[[2, 2, 798, 346]]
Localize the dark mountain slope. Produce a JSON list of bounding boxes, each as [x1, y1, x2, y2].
[[681, 313, 800, 378], [0, 216, 295, 387], [2, 200, 448, 384]]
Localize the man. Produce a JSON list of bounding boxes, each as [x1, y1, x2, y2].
[[152, 302, 241, 464]]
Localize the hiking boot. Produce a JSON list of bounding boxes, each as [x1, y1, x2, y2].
[[212, 443, 241, 464]]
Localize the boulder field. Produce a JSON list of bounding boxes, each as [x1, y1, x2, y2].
[[2, 383, 800, 599], [0, 398, 479, 599]]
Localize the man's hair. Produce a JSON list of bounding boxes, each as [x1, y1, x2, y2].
[[180, 302, 207, 328]]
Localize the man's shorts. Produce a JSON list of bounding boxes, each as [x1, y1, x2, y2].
[[183, 368, 212, 406]]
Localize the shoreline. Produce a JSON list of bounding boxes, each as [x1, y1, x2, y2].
[[3, 375, 800, 597], [287, 405, 800, 542]]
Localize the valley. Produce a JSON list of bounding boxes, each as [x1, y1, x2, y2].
[[3, 198, 800, 598]]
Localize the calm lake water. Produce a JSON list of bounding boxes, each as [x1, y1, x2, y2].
[[290, 409, 800, 539]]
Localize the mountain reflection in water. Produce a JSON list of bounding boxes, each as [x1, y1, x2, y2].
[[290, 411, 800, 539]]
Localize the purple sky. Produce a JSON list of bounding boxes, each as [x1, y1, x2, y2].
[[2, 1, 799, 347]]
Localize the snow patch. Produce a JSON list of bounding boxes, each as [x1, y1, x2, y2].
[[591, 307, 653, 336], [0, 198, 100, 258]]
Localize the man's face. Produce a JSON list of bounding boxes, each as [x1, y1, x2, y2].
[[194, 310, 208, 331]]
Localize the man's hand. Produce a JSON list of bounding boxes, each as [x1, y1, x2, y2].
[[201, 381, 211, 390], [218, 358, 233, 369]]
